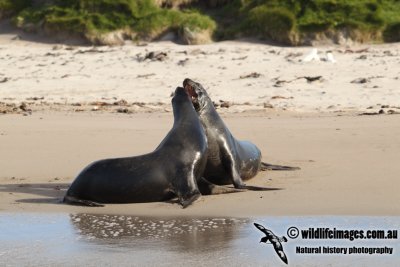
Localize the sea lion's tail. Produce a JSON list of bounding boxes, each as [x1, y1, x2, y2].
[[63, 195, 104, 207], [260, 162, 300, 171]]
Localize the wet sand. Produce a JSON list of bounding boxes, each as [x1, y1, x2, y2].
[[1, 111, 399, 216]]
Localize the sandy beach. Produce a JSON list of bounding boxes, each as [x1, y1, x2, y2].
[[1, 27, 400, 267], [1, 111, 399, 217], [1, 30, 400, 218]]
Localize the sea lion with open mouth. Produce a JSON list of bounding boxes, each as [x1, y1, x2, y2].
[[64, 86, 209, 208], [183, 78, 299, 190]]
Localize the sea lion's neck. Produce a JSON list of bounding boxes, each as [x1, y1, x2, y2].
[[173, 100, 196, 125], [198, 98, 222, 126], [197, 96, 214, 114]]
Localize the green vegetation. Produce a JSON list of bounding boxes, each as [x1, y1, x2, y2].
[[213, 0, 400, 44], [1, 0, 400, 45], [383, 22, 400, 42], [0, 0, 31, 19], [3, 0, 215, 44], [244, 6, 296, 44]]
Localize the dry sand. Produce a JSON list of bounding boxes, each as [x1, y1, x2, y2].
[[0, 33, 399, 217], [1, 112, 399, 217], [1, 33, 400, 114]]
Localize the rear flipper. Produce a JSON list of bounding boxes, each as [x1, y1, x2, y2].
[[63, 195, 105, 207], [261, 162, 300, 171], [236, 184, 281, 191], [198, 177, 245, 195]]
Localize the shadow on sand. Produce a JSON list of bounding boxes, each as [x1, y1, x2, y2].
[[0, 181, 282, 205], [0, 182, 69, 204]]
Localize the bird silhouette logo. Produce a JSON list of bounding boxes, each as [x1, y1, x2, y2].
[[254, 223, 288, 264]]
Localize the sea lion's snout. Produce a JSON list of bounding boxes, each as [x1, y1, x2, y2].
[[183, 78, 200, 107], [175, 86, 185, 94], [173, 87, 190, 100], [184, 84, 198, 100], [183, 78, 196, 94], [183, 78, 192, 87]]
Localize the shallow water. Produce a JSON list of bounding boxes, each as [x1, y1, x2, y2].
[[0, 214, 399, 266]]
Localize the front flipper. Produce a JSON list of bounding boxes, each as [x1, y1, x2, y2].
[[218, 139, 247, 189], [261, 162, 300, 171], [223, 160, 279, 191], [198, 177, 245, 195], [179, 192, 201, 209]]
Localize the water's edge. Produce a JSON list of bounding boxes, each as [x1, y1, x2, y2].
[[1, 213, 399, 266]]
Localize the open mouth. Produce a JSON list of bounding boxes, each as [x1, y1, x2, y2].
[[184, 84, 200, 110], [184, 84, 197, 99], [184, 84, 198, 102]]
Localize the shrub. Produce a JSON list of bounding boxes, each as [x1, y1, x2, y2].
[[383, 22, 400, 42], [2, 0, 400, 45], [0, 0, 31, 18], [245, 6, 295, 43]]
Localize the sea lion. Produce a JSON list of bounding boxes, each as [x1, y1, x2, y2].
[[183, 78, 299, 190], [64, 86, 208, 208]]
